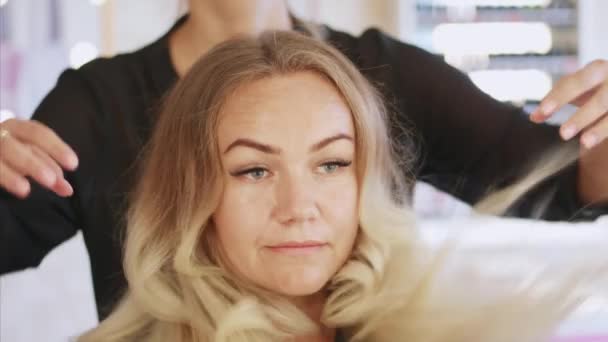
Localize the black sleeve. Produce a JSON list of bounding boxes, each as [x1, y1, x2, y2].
[[1, 69, 103, 274], [353, 29, 607, 221]]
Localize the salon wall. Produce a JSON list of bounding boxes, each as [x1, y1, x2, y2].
[[578, 0, 608, 65], [0, 0, 99, 120]]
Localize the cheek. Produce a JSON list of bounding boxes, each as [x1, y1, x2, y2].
[[215, 179, 274, 233], [213, 181, 273, 273], [321, 174, 359, 258]]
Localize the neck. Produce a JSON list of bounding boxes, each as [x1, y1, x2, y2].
[[170, 0, 292, 76]]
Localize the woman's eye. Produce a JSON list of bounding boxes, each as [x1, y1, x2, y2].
[[233, 167, 269, 181], [319, 160, 352, 174]]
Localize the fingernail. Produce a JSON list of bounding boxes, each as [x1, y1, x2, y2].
[[541, 101, 556, 115], [561, 125, 577, 140], [582, 134, 598, 149], [66, 154, 79, 169], [62, 181, 74, 197], [530, 113, 544, 123], [17, 180, 30, 195], [65, 180, 74, 192]]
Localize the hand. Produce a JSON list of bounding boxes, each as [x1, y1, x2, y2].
[[530, 59, 608, 203], [578, 140, 608, 203], [0, 119, 78, 198], [530, 59, 608, 149]]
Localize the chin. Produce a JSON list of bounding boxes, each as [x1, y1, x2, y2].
[[271, 269, 332, 297]]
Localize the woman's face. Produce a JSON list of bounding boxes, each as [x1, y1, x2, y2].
[[213, 71, 359, 297]]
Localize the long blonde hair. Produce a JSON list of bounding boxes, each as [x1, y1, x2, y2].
[[79, 31, 588, 342]]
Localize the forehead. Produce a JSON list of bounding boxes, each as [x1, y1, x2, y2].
[[217, 71, 355, 148]]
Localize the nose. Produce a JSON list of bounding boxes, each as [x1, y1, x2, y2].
[[273, 172, 319, 226]]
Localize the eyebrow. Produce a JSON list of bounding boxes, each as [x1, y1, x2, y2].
[[223, 133, 353, 154]]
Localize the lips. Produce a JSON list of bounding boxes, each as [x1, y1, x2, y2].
[[266, 241, 327, 255]]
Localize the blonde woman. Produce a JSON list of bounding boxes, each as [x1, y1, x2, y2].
[[78, 31, 596, 342], [2, 0, 607, 322]]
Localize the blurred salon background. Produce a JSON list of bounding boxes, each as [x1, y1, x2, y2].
[[1, 1, 607, 341]]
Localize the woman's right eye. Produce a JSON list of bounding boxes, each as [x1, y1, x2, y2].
[[233, 167, 269, 181]]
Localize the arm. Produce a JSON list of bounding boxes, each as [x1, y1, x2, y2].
[[578, 143, 608, 205], [353, 29, 607, 220], [1, 69, 104, 274], [531, 60, 608, 206]]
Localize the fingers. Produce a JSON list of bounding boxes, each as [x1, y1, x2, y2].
[[5, 119, 79, 170], [0, 119, 77, 198], [0, 132, 58, 189], [50, 178, 75, 197], [560, 81, 608, 141], [0, 154, 71, 198], [0, 136, 75, 197], [581, 115, 608, 149], [533, 60, 608, 120], [0, 161, 30, 198], [31, 145, 63, 180], [31, 146, 74, 197], [570, 85, 600, 107], [529, 60, 608, 149]]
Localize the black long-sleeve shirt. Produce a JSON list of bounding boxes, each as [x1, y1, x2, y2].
[[1, 18, 606, 320]]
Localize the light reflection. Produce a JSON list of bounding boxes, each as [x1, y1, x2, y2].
[[89, 0, 107, 6], [468, 69, 552, 102], [69, 42, 99, 69], [418, 0, 551, 7], [0, 109, 16, 122], [432, 22, 553, 55]]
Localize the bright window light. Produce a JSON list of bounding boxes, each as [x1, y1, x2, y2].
[[468, 69, 552, 102], [0, 0, 8, 7], [418, 0, 551, 7], [432, 22, 552, 55], [444, 54, 490, 70], [89, 0, 107, 6], [69, 42, 99, 69]]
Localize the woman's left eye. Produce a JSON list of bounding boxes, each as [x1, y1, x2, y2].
[[318, 160, 352, 174]]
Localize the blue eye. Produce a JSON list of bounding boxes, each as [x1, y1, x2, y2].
[[246, 168, 268, 180], [319, 160, 352, 174], [322, 163, 339, 173], [232, 167, 269, 181]]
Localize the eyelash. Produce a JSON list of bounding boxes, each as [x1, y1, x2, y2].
[[231, 159, 352, 180], [318, 159, 352, 173]]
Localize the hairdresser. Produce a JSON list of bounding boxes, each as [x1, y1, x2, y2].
[[1, 0, 606, 319]]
